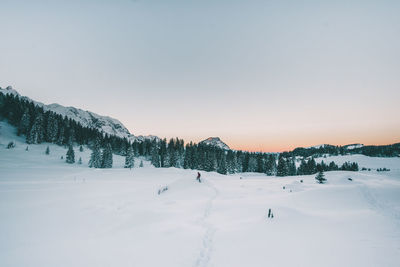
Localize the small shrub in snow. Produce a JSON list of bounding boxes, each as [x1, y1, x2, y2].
[[300, 180, 303, 183], [25, 146, 29, 151], [348, 178, 353, 181], [7, 141, 15, 149], [377, 168, 390, 172], [45, 146, 50, 155], [158, 186, 169, 195], [315, 171, 326, 184], [267, 209, 274, 219], [78, 157, 82, 164], [79, 145, 83, 152], [139, 160, 144, 167]]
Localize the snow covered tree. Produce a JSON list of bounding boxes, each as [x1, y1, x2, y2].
[[27, 113, 45, 144], [78, 157, 82, 164], [217, 152, 227, 175], [89, 138, 102, 168], [276, 155, 288, 177], [79, 145, 84, 152], [248, 156, 257, 172], [151, 145, 160, 168], [101, 143, 113, 168], [315, 170, 326, 184], [139, 160, 144, 167], [66, 145, 75, 164], [46, 113, 58, 142], [287, 157, 297, 176], [18, 109, 30, 136], [45, 146, 50, 155], [265, 155, 277, 176], [124, 146, 135, 169], [56, 126, 65, 145]]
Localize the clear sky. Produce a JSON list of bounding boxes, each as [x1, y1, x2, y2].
[[1, 0, 399, 152]]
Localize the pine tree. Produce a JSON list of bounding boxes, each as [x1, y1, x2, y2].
[[287, 157, 297, 176], [89, 138, 102, 168], [276, 155, 288, 177], [66, 145, 75, 164], [315, 170, 326, 184], [217, 152, 227, 175], [27, 113, 45, 144], [265, 155, 277, 176], [45, 146, 50, 155], [101, 143, 113, 168], [150, 145, 160, 168], [78, 157, 82, 164], [124, 146, 135, 169], [18, 109, 30, 136], [46, 113, 58, 142], [79, 145, 83, 152], [139, 160, 144, 167]]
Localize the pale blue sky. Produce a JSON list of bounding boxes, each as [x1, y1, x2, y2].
[[1, 0, 399, 151]]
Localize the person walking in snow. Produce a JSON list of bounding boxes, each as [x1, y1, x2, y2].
[[196, 172, 201, 183]]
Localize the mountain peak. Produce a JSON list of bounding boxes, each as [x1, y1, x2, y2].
[[199, 137, 230, 150]]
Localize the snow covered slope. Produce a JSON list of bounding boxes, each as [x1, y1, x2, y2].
[[0, 86, 158, 143], [1, 120, 400, 267], [199, 137, 230, 150]]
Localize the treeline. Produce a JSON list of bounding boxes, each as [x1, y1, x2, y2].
[[282, 143, 400, 158], [0, 92, 359, 175], [0, 92, 151, 159]]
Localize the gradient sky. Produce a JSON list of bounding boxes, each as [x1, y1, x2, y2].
[[1, 0, 399, 152]]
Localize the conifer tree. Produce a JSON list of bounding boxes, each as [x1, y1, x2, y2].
[[18, 109, 30, 136], [45, 146, 50, 155], [217, 152, 227, 175], [46, 113, 58, 142], [287, 157, 297, 176], [89, 138, 102, 168], [66, 145, 75, 164], [150, 146, 160, 168], [276, 155, 288, 177], [265, 155, 277, 176], [315, 170, 326, 184], [101, 143, 113, 168], [79, 145, 84, 152], [139, 160, 144, 167], [27, 113, 44, 144], [78, 157, 82, 164], [125, 146, 135, 169]]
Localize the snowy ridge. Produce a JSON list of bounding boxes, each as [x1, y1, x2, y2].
[[199, 137, 230, 150], [344, 144, 364, 150], [0, 86, 159, 143], [306, 144, 328, 149]]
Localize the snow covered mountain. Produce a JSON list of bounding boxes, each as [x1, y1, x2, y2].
[[0, 86, 158, 143], [199, 137, 230, 150], [344, 143, 364, 150]]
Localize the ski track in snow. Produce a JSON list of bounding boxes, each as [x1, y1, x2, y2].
[[194, 178, 218, 267]]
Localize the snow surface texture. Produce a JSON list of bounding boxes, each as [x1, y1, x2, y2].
[[1, 121, 400, 267], [199, 137, 230, 150], [0, 86, 158, 143]]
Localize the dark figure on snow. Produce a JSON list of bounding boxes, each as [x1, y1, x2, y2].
[[196, 172, 201, 183]]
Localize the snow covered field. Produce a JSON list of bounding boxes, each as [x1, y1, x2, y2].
[[1, 121, 400, 267]]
